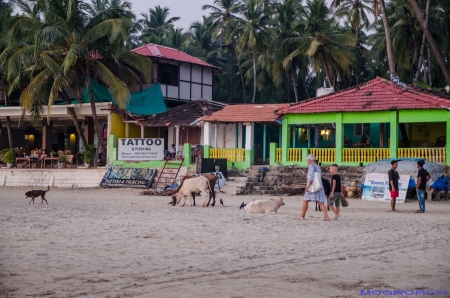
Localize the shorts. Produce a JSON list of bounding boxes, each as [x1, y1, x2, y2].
[[328, 192, 341, 207], [390, 190, 399, 199]]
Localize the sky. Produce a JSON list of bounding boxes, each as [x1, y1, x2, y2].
[[129, 0, 215, 30]]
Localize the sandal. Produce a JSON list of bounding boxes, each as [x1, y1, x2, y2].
[[321, 218, 330, 221]]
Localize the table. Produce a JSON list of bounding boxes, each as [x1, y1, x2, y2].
[[16, 157, 31, 168], [16, 157, 39, 168], [42, 157, 58, 169]]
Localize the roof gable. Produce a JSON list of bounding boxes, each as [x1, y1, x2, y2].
[[279, 77, 450, 114], [132, 43, 220, 69], [202, 104, 290, 123], [143, 100, 227, 127]]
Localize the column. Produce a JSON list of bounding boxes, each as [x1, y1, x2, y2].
[[281, 119, 288, 163], [263, 124, 267, 162], [446, 116, 450, 166], [335, 113, 343, 164], [175, 125, 180, 152], [307, 124, 312, 148], [203, 122, 211, 158], [390, 111, 398, 158], [278, 126, 282, 147], [84, 116, 94, 144], [245, 123, 254, 150], [235, 123, 239, 148], [140, 125, 145, 138], [214, 123, 218, 148], [292, 126, 296, 148], [41, 118, 52, 152]]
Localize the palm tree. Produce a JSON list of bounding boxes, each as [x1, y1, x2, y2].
[[407, 0, 450, 86], [284, 0, 357, 90], [202, 0, 247, 99], [7, 0, 153, 153], [139, 6, 180, 39], [233, 0, 270, 103], [0, 0, 14, 148], [333, 0, 373, 38]]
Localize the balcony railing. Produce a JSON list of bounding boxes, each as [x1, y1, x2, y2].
[[398, 148, 446, 163], [343, 148, 390, 163], [210, 148, 246, 162], [310, 149, 336, 163]]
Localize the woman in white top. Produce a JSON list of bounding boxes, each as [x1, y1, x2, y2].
[[295, 154, 329, 221]]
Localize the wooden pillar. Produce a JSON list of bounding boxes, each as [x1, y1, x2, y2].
[[42, 118, 52, 152], [140, 125, 145, 138]]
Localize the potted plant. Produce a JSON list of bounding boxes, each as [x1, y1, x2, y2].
[[50, 150, 57, 157], [2, 148, 16, 168], [57, 156, 66, 169], [82, 145, 96, 168]]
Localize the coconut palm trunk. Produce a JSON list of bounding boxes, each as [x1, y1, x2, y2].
[[85, 62, 107, 154], [291, 68, 299, 102], [6, 116, 13, 148], [407, 0, 450, 86], [233, 44, 247, 102], [320, 51, 334, 90], [379, 0, 396, 79], [414, 0, 430, 85], [62, 90, 88, 150], [68, 107, 88, 151], [252, 50, 257, 103]]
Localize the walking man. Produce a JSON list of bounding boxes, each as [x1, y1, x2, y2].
[[416, 160, 431, 213], [388, 160, 400, 211]]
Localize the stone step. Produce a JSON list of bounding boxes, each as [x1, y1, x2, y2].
[[253, 185, 273, 191]]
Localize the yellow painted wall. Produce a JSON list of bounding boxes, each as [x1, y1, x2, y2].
[[110, 113, 159, 143], [409, 122, 446, 147], [110, 113, 126, 144]]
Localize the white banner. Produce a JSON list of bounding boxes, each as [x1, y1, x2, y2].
[[361, 173, 410, 204], [118, 138, 164, 161]]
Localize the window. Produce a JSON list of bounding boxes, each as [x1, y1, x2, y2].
[[179, 127, 201, 145], [355, 123, 370, 136], [159, 63, 179, 86]]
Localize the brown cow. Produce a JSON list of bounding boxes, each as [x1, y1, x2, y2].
[[172, 173, 218, 207]]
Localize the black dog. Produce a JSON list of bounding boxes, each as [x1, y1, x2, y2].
[[25, 186, 50, 205]]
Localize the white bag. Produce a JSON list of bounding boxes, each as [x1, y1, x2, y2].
[[309, 172, 323, 193]]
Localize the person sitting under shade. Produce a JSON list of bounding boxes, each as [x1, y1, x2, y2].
[[357, 135, 371, 147]]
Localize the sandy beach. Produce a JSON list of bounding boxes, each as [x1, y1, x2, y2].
[[1, 187, 449, 298]]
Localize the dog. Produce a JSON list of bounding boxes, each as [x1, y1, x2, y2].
[[25, 186, 50, 205]]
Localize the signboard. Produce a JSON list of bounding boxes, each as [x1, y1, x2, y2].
[[118, 138, 164, 161], [100, 167, 157, 188], [361, 173, 410, 203], [203, 172, 226, 190]]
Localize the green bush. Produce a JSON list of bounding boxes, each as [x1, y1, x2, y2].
[[2, 148, 16, 164], [82, 145, 96, 165]]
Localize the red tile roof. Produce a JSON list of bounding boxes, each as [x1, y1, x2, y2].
[[279, 77, 450, 114], [132, 43, 220, 69], [202, 104, 290, 123]]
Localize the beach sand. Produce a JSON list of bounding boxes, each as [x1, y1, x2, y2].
[[1, 187, 449, 298]]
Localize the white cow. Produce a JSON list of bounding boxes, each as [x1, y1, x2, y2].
[[172, 176, 212, 207], [243, 197, 285, 214]]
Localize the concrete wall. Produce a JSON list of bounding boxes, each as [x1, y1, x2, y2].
[[0, 168, 105, 188]]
